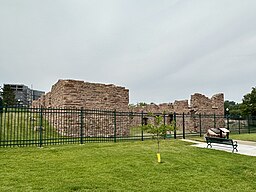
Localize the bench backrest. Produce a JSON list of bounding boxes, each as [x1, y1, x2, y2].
[[205, 137, 233, 145]]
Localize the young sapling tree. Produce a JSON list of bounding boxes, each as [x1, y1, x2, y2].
[[142, 113, 175, 163]]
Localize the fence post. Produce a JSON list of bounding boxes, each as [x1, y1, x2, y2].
[[182, 112, 185, 139], [227, 115, 229, 130], [114, 109, 117, 143], [163, 113, 166, 126], [80, 107, 84, 144], [0, 99, 3, 145], [39, 106, 43, 148], [214, 113, 216, 128], [248, 116, 250, 134], [141, 111, 144, 141], [0, 105, 2, 146], [199, 113, 202, 137], [174, 112, 176, 139], [238, 117, 241, 134]]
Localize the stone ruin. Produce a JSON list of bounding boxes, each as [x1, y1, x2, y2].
[[129, 93, 225, 133], [32, 79, 129, 137], [32, 79, 224, 137], [32, 79, 129, 111]]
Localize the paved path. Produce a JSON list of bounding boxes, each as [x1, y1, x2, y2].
[[182, 139, 256, 156]]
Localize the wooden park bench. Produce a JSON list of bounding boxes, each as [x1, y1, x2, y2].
[[205, 136, 238, 153]]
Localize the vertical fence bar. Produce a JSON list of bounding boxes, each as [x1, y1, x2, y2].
[[163, 113, 166, 126], [141, 111, 144, 141], [238, 117, 241, 134], [174, 112, 176, 139], [13, 107, 16, 146], [114, 109, 117, 143], [6, 107, 10, 146], [227, 115, 229, 130], [39, 106, 43, 147], [29, 107, 32, 146], [17, 107, 20, 146], [248, 116, 250, 134], [10, 107, 13, 147], [213, 113, 216, 128], [0, 107, 2, 146], [199, 113, 202, 137], [3, 107, 6, 146], [182, 113, 185, 139], [80, 107, 84, 144], [0, 102, 2, 144]]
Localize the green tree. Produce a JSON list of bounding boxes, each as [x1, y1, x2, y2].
[[241, 87, 256, 116], [224, 100, 242, 117], [1, 85, 17, 106], [142, 113, 175, 162], [0, 97, 3, 113]]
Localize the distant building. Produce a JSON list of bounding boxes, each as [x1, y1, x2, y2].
[[3, 84, 45, 106], [32, 89, 45, 101]]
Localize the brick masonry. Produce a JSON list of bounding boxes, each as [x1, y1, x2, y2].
[[32, 79, 129, 137], [33, 79, 129, 111], [129, 93, 225, 133], [32, 79, 224, 136]]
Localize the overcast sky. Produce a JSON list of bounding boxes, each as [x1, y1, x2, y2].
[[1, 0, 256, 104]]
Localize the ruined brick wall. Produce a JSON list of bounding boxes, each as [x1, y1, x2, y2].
[[190, 93, 224, 115], [129, 93, 224, 116], [32, 95, 45, 108], [42, 79, 129, 111], [32, 79, 130, 137], [129, 93, 225, 133], [32, 79, 224, 137], [189, 93, 225, 133]]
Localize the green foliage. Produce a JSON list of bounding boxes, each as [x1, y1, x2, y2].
[[0, 97, 3, 113], [128, 102, 148, 108], [241, 87, 256, 116], [143, 114, 174, 135], [137, 102, 148, 107], [224, 87, 256, 117], [142, 113, 175, 153], [224, 100, 242, 117], [1, 85, 16, 106]]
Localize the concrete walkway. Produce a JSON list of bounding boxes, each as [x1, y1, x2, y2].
[[182, 139, 256, 156]]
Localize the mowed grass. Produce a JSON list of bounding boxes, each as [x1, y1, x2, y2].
[[187, 133, 256, 143], [1, 140, 256, 192], [230, 133, 256, 142]]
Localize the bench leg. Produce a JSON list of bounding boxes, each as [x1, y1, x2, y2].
[[233, 145, 238, 153], [207, 143, 212, 148]]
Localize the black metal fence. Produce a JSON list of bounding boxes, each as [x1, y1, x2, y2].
[[226, 115, 256, 134], [0, 106, 255, 147]]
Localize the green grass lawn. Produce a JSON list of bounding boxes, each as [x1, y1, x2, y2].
[[1, 140, 256, 192], [229, 133, 256, 142], [187, 133, 256, 143]]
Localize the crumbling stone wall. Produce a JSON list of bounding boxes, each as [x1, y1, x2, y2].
[[32, 79, 129, 137], [189, 93, 225, 133], [33, 79, 129, 111], [32, 79, 224, 137], [129, 93, 225, 133]]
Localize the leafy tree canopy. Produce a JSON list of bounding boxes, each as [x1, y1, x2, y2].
[[241, 87, 256, 116], [1, 85, 17, 106], [224, 100, 242, 117], [142, 113, 175, 153]]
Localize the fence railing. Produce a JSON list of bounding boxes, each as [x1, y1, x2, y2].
[[0, 106, 255, 147]]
